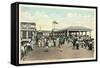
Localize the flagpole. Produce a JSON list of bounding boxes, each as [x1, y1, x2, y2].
[[52, 21, 58, 38]]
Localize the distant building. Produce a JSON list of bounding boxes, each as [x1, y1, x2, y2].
[[37, 30, 51, 38], [52, 26, 92, 38], [20, 22, 36, 42], [36, 26, 92, 39]]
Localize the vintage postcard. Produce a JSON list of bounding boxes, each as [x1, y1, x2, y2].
[[11, 2, 97, 65]]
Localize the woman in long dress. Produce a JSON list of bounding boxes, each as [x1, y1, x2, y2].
[[45, 38, 49, 52], [51, 39, 54, 47], [56, 38, 59, 47], [48, 38, 52, 47], [38, 39, 42, 47], [75, 40, 80, 50]]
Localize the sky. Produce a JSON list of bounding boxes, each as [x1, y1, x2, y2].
[[19, 4, 96, 38]]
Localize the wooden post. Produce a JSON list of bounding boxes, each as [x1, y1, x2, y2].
[[85, 32, 87, 35], [90, 31, 91, 37], [67, 31, 69, 36]]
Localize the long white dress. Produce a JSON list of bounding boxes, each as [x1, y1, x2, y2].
[[30, 40, 35, 49], [38, 40, 42, 47], [51, 40, 54, 47], [56, 38, 59, 47], [48, 40, 51, 47]]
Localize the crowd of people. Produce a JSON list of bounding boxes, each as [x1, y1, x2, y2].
[[69, 35, 94, 50], [20, 34, 94, 60], [35, 35, 94, 50], [36, 36, 65, 48]]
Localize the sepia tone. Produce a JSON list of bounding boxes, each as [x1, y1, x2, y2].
[[19, 4, 96, 64]]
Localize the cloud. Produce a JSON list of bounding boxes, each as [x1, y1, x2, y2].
[[19, 11, 53, 30], [19, 7, 96, 31], [19, 11, 34, 22]]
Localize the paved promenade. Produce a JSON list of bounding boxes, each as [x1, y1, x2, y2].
[[23, 42, 94, 61]]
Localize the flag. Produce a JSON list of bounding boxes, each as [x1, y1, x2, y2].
[[53, 21, 58, 24]]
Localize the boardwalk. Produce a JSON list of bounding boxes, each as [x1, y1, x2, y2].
[[22, 42, 94, 61]]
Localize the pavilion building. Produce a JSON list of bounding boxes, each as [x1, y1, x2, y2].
[[52, 26, 92, 38]]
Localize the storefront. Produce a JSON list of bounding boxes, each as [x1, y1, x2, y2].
[[20, 22, 37, 43]]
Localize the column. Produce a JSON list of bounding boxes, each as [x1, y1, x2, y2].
[[81, 31, 83, 36], [78, 31, 80, 36], [67, 31, 69, 36], [85, 32, 87, 35], [32, 32, 34, 40], [26, 31, 28, 39], [90, 31, 91, 37]]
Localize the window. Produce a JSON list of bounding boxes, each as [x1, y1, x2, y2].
[[28, 31, 32, 39], [22, 31, 27, 39]]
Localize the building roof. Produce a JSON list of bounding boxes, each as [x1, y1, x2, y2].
[[67, 26, 92, 31], [21, 22, 36, 25], [54, 26, 92, 32], [38, 30, 51, 33]]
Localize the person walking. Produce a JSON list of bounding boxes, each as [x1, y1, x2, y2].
[[73, 38, 77, 49], [48, 38, 52, 47], [45, 38, 49, 52], [56, 37, 59, 47], [75, 40, 79, 50], [88, 40, 93, 50]]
